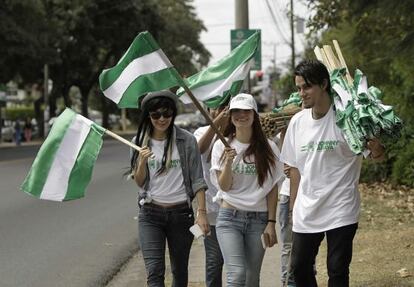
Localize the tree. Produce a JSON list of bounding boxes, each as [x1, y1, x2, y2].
[[1, 0, 211, 128]]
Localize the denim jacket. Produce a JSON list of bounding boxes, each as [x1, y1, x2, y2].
[[133, 126, 207, 206]]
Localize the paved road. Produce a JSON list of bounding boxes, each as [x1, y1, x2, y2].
[[0, 140, 139, 287]]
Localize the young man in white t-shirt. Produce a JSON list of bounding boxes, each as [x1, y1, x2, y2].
[[194, 100, 229, 287], [280, 60, 386, 287]]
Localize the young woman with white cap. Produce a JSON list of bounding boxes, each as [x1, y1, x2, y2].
[[210, 93, 284, 287]]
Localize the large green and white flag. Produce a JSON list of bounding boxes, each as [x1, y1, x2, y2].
[[21, 108, 105, 201], [99, 31, 181, 108], [177, 31, 260, 109]]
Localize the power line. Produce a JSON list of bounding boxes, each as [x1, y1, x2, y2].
[[271, 0, 291, 32], [268, 0, 291, 41], [264, 0, 290, 44]]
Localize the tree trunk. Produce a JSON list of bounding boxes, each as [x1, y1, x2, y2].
[[34, 97, 44, 138], [99, 90, 109, 128]]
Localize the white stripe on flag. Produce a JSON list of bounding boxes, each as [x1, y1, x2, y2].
[[40, 115, 93, 201], [103, 49, 173, 104], [180, 59, 253, 104]]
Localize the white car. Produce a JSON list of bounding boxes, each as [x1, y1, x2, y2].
[[1, 126, 14, 142]]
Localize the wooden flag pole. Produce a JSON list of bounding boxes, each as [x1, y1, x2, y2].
[[320, 48, 333, 71], [333, 40, 353, 84], [156, 52, 231, 148], [179, 83, 231, 148], [314, 46, 324, 62], [323, 45, 341, 69], [104, 129, 143, 152]]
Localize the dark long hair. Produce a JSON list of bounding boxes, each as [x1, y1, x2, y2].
[[130, 97, 177, 175], [221, 111, 276, 187]]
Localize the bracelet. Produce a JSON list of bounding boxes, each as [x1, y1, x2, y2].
[[197, 209, 207, 217], [267, 219, 277, 223]]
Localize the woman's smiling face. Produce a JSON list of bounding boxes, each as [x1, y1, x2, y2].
[[231, 108, 254, 128], [149, 108, 173, 134]]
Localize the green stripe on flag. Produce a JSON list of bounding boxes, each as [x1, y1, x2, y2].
[[182, 32, 258, 91], [64, 123, 105, 201], [117, 67, 180, 108], [99, 31, 183, 109], [99, 32, 160, 91], [21, 109, 76, 198], [177, 32, 259, 108]]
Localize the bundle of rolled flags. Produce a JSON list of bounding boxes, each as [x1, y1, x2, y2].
[[260, 94, 301, 139], [315, 41, 402, 154]]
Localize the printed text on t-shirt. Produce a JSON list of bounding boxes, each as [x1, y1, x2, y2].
[[148, 159, 181, 170], [232, 163, 256, 175], [300, 140, 339, 152]]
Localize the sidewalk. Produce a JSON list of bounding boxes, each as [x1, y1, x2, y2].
[[0, 130, 136, 149], [106, 236, 282, 287], [0, 139, 42, 149]]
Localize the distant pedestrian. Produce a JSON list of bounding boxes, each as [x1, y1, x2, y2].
[[129, 91, 209, 287], [24, 117, 33, 142], [194, 98, 230, 287], [211, 93, 284, 287], [14, 119, 22, 146]]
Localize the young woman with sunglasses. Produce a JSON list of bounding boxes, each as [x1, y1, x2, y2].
[[210, 93, 284, 287], [129, 90, 209, 287]]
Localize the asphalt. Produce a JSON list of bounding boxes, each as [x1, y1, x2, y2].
[[1, 137, 282, 287]]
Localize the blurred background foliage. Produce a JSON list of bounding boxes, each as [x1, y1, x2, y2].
[[0, 0, 210, 124]]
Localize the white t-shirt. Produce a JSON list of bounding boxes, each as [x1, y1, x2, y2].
[[279, 178, 291, 196], [210, 138, 284, 212], [194, 126, 220, 225], [147, 139, 187, 204], [280, 106, 362, 233], [271, 133, 290, 197]]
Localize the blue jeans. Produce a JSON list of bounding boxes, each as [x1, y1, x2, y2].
[[216, 207, 268, 287], [278, 195, 296, 286], [204, 226, 224, 287], [138, 202, 194, 287]]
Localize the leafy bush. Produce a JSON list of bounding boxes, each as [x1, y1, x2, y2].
[[360, 159, 390, 184], [5, 107, 35, 121], [391, 139, 414, 186]]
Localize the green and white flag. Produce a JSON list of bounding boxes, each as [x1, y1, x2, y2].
[[99, 31, 181, 108], [177, 31, 260, 109], [21, 108, 105, 201]]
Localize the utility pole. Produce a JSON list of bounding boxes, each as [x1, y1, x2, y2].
[[290, 0, 295, 71], [235, 0, 250, 92], [235, 0, 249, 29]]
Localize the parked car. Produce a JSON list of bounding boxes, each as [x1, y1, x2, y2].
[[1, 125, 14, 142]]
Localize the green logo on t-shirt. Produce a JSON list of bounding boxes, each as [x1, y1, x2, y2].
[[301, 140, 339, 152], [232, 163, 257, 175], [148, 159, 181, 170]]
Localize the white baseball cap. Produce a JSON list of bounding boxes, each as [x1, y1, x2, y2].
[[229, 93, 258, 112]]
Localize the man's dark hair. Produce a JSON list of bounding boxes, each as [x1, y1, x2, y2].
[[294, 60, 331, 93]]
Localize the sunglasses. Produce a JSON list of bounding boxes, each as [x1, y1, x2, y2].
[[149, 109, 174, 120]]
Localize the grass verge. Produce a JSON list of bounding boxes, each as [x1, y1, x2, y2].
[[316, 182, 414, 286]]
